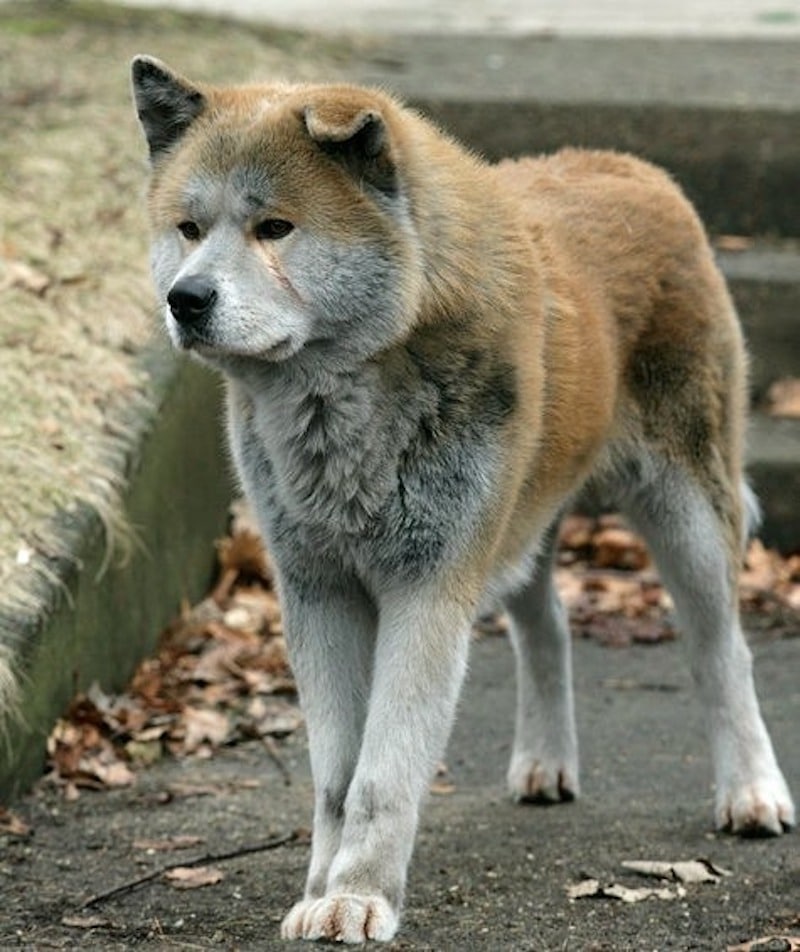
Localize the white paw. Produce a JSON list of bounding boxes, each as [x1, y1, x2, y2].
[[715, 777, 796, 836], [508, 753, 578, 804], [281, 893, 398, 944]]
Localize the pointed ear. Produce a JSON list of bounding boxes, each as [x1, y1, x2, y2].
[[303, 101, 397, 194], [131, 55, 205, 161]]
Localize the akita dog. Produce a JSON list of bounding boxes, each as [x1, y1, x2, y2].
[[132, 57, 794, 943]]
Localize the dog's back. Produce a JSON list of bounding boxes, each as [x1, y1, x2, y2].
[[491, 149, 747, 559]]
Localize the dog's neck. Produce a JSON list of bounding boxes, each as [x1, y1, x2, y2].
[[226, 349, 436, 535]]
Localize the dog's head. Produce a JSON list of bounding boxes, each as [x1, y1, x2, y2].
[[131, 57, 424, 371]]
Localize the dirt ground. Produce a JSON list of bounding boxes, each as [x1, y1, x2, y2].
[[2, 628, 798, 951]]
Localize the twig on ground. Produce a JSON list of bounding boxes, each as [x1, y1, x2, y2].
[[78, 828, 304, 909], [261, 734, 293, 786]]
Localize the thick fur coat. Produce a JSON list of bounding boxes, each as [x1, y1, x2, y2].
[[132, 57, 794, 943]]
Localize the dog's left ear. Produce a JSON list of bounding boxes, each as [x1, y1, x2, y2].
[[304, 100, 397, 195], [131, 55, 206, 162]]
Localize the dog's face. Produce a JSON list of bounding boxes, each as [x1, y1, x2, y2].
[[131, 57, 424, 370]]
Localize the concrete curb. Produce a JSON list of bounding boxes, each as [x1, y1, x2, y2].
[[0, 354, 233, 800], [2, 30, 798, 800]]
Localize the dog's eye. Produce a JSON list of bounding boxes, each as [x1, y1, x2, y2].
[[255, 219, 294, 241], [177, 220, 202, 241]]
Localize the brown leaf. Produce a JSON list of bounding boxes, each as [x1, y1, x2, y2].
[[180, 707, 232, 754], [215, 529, 271, 585], [715, 234, 753, 252], [766, 378, 800, 419], [164, 866, 224, 889], [92, 760, 136, 788], [0, 806, 31, 837], [591, 527, 650, 571]]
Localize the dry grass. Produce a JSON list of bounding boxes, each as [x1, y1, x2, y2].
[[0, 0, 347, 710]]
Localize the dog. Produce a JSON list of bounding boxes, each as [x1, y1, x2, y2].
[[132, 56, 795, 943]]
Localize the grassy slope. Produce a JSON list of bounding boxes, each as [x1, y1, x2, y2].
[[0, 1, 345, 657]]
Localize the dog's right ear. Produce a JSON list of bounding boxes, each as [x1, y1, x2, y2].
[[131, 55, 205, 161]]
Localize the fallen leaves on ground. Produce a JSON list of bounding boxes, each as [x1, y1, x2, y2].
[[555, 515, 675, 647], [43, 508, 299, 797], [553, 514, 800, 646], [40, 507, 799, 800], [567, 856, 731, 904]]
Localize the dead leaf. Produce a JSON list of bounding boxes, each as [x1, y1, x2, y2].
[[621, 858, 730, 884], [591, 526, 650, 571], [566, 877, 683, 902], [164, 866, 224, 890], [605, 882, 683, 902], [715, 235, 753, 252], [244, 697, 303, 738], [0, 806, 31, 837], [92, 760, 136, 788], [766, 378, 800, 419], [727, 938, 800, 952], [566, 878, 603, 900], [178, 706, 232, 755]]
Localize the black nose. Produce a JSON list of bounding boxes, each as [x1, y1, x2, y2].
[[167, 275, 217, 324]]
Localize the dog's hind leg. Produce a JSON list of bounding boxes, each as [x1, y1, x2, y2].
[[505, 521, 579, 803], [619, 457, 795, 835]]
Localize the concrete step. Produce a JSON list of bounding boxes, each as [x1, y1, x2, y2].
[[748, 414, 800, 553], [719, 244, 800, 399], [348, 34, 800, 237]]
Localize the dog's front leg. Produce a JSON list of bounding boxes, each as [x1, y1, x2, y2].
[[279, 578, 376, 903], [282, 585, 472, 944]]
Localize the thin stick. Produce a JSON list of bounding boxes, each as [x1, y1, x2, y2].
[[79, 829, 303, 909], [261, 735, 293, 786]]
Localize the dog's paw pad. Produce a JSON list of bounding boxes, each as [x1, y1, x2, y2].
[[508, 757, 578, 805], [716, 781, 796, 837], [281, 893, 398, 943]]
